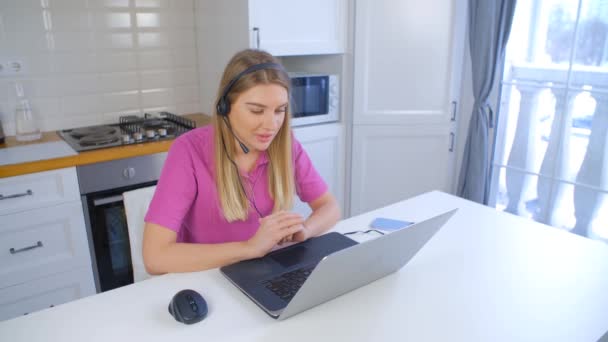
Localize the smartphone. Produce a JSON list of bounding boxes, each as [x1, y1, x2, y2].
[[369, 217, 414, 231]]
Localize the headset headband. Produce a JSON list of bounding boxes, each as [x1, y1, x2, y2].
[[216, 62, 286, 116]]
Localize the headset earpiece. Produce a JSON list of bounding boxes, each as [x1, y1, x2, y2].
[[216, 98, 229, 116]]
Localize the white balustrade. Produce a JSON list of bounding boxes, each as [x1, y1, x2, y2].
[[535, 88, 576, 225], [505, 83, 543, 215], [572, 92, 608, 237], [498, 65, 608, 239]]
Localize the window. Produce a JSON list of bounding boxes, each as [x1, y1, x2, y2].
[[490, 0, 608, 242]]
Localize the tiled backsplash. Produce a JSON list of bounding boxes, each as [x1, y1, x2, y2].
[[0, 0, 200, 135]]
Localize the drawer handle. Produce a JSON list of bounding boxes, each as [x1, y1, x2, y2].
[[10, 241, 43, 255], [0, 189, 33, 201]]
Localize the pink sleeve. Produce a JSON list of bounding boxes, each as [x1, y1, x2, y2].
[[293, 136, 328, 203], [144, 138, 197, 233]]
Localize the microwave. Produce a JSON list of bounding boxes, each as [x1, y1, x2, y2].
[[288, 73, 339, 127]]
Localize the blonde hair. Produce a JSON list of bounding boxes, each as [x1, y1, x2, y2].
[[213, 49, 294, 222]]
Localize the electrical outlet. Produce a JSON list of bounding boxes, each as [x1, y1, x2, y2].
[[7, 61, 23, 73], [0, 61, 25, 75]]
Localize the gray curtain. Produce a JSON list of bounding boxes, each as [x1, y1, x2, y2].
[[457, 0, 516, 204]]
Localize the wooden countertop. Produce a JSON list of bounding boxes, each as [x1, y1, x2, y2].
[[0, 113, 212, 178]]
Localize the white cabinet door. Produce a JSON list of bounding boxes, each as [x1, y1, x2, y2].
[[0, 167, 80, 216], [292, 123, 345, 217], [248, 0, 346, 56], [350, 0, 466, 215], [0, 267, 95, 321], [351, 125, 452, 215], [0, 201, 93, 289]]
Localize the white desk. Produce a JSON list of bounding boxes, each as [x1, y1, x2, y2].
[[1, 191, 608, 341]]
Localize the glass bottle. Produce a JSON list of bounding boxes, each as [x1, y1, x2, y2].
[[14, 83, 41, 142]]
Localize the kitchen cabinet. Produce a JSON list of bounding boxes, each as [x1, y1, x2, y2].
[[292, 123, 345, 217], [0, 166, 80, 216], [350, 0, 467, 215], [196, 0, 347, 112], [0, 268, 94, 321], [196, 0, 346, 57], [0, 167, 95, 321], [248, 0, 346, 56]]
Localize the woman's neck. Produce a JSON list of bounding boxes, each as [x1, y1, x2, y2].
[[234, 149, 260, 173]]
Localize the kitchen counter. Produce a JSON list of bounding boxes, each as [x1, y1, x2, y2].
[[0, 113, 212, 178], [0, 140, 77, 167]]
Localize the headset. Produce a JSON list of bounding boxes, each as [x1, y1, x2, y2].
[[216, 62, 286, 155], [216, 62, 286, 116], [217, 62, 286, 216]]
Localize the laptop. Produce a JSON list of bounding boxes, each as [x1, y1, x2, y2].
[[220, 208, 457, 320]]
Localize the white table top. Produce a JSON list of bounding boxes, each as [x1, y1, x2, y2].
[[2, 191, 608, 341]]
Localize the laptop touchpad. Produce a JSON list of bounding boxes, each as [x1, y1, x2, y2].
[[270, 245, 309, 268]]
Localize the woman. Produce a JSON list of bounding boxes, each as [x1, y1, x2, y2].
[[143, 49, 341, 274]]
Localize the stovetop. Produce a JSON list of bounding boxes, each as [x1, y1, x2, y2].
[[58, 112, 196, 152]]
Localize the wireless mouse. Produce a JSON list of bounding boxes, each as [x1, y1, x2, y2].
[[168, 289, 208, 324]]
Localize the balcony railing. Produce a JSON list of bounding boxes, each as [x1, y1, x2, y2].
[[494, 64, 608, 241]]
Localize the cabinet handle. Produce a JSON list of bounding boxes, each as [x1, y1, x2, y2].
[[449, 132, 455, 152], [0, 189, 33, 201], [93, 195, 123, 207], [10, 241, 43, 255], [450, 101, 457, 121], [253, 27, 260, 49]]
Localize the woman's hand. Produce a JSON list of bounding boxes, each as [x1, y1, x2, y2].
[[278, 223, 311, 245], [292, 224, 311, 242], [246, 211, 304, 258], [276, 193, 341, 246]]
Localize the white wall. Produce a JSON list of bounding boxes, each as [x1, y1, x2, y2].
[[0, 0, 200, 135]]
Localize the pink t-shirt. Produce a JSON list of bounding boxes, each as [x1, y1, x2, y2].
[[144, 125, 328, 244]]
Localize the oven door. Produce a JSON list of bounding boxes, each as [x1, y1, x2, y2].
[[83, 181, 156, 292]]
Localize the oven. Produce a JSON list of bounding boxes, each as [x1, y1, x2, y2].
[[79, 153, 166, 292], [57, 112, 194, 292]]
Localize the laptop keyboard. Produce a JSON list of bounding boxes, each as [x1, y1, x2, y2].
[[262, 266, 314, 302]]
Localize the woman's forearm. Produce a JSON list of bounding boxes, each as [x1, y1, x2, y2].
[[144, 239, 256, 275], [143, 223, 258, 274], [304, 195, 341, 237]]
